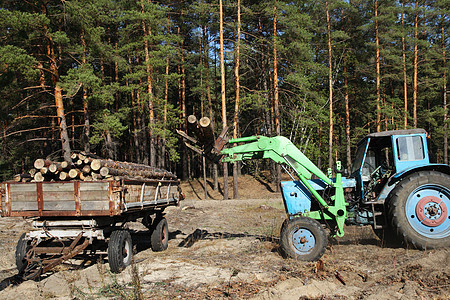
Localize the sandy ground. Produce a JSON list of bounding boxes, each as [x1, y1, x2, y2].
[[0, 176, 448, 299]]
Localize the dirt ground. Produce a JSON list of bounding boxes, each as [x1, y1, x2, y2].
[[0, 175, 448, 299]]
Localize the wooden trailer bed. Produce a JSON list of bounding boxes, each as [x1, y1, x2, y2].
[[0, 179, 181, 218]]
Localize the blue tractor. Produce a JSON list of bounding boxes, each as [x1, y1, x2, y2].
[[220, 129, 450, 261]]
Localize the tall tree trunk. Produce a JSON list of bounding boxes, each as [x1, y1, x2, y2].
[[232, 0, 241, 199], [443, 26, 448, 164], [177, 23, 188, 180], [273, 1, 281, 191], [141, 0, 156, 167], [43, 4, 71, 161], [413, 0, 419, 128], [326, 1, 334, 169], [181, 44, 188, 176], [162, 54, 169, 169], [401, 1, 408, 129], [220, 0, 228, 200], [203, 25, 219, 191], [80, 30, 90, 153], [375, 0, 381, 132], [344, 64, 351, 172]]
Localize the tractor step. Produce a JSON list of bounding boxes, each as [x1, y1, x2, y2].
[[371, 203, 387, 230]]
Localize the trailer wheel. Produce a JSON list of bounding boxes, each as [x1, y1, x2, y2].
[[108, 230, 133, 273], [15, 233, 30, 273], [389, 171, 450, 249], [280, 217, 327, 261], [151, 218, 169, 251]]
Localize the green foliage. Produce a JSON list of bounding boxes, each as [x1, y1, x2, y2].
[[0, 45, 38, 80], [0, 0, 448, 180]]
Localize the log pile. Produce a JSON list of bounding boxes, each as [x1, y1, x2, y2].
[[12, 153, 177, 182]]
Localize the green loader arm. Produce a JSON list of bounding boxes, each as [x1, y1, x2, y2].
[[221, 135, 347, 237]]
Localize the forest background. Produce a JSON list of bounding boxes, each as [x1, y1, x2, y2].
[[0, 0, 448, 198]]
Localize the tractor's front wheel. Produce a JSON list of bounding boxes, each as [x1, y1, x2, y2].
[[389, 171, 450, 249], [280, 217, 327, 261]]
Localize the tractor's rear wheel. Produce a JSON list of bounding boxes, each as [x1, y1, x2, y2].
[[389, 171, 450, 249], [280, 217, 327, 261]]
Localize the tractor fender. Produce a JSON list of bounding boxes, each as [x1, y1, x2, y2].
[[389, 164, 450, 186], [376, 164, 450, 203]]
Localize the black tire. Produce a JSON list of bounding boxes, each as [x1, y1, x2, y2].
[[151, 218, 169, 252], [15, 233, 30, 273], [280, 217, 327, 261], [388, 171, 450, 249], [142, 213, 153, 229], [108, 230, 133, 273]]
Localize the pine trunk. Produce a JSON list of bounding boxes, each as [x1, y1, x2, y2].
[[273, 1, 281, 191], [48, 46, 71, 162], [344, 64, 351, 172], [232, 0, 241, 199], [326, 1, 334, 169], [443, 26, 448, 164], [220, 0, 228, 200], [142, 1, 156, 167], [375, 0, 381, 132], [401, 1, 408, 129], [413, 0, 419, 128]]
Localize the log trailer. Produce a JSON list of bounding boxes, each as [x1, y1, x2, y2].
[[0, 177, 182, 280], [220, 129, 450, 260]]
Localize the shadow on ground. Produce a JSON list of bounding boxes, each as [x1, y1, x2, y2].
[[178, 228, 279, 248]]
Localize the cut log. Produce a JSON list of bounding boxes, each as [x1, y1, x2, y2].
[[49, 163, 63, 173], [188, 114, 198, 125], [68, 169, 81, 179], [29, 168, 37, 176], [199, 116, 214, 143], [40, 167, 49, 175], [71, 153, 78, 160], [92, 173, 102, 181], [34, 172, 44, 182], [34, 159, 52, 169], [82, 165, 91, 174], [13, 174, 32, 182], [59, 172, 68, 181], [83, 175, 93, 181], [90, 159, 102, 171]]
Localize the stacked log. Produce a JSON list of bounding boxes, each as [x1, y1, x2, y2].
[[12, 153, 177, 182]]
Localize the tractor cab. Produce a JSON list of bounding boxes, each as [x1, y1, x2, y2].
[[350, 129, 429, 203]]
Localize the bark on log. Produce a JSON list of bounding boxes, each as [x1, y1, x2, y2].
[[13, 174, 32, 182]]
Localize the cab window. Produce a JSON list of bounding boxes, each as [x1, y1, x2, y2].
[[396, 136, 424, 161], [362, 150, 376, 178]]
